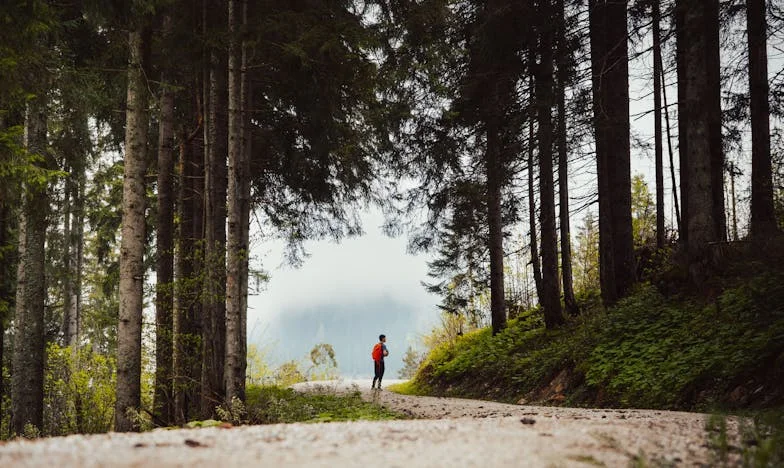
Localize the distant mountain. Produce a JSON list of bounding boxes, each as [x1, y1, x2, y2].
[[251, 295, 431, 379]]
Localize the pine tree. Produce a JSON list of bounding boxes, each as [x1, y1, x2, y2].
[[225, 0, 250, 404], [589, 0, 635, 305], [536, 0, 564, 328], [11, 99, 49, 435], [115, 25, 151, 433], [676, 0, 725, 260], [748, 0, 777, 239]]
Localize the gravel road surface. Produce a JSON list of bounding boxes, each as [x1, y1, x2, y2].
[[0, 379, 732, 467]]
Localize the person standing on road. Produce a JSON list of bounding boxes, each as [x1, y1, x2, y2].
[[371, 334, 389, 389]]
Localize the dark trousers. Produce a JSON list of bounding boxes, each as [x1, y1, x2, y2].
[[372, 360, 385, 386]]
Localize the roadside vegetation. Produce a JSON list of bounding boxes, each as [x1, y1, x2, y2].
[[242, 385, 403, 424], [403, 268, 784, 409]]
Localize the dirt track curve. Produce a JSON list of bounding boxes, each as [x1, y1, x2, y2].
[[0, 379, 734, 467]]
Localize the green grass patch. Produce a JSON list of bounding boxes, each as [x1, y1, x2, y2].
[[386, 380, 428, 395], [244, 385, 405, 424], [409, 270, 784, 410], [707, 408, 784, 467]]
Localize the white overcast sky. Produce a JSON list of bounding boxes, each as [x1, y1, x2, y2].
[[247, 207, 439, 348]]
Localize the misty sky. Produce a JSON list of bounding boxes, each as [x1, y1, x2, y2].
[[247, 207, 439, 378]]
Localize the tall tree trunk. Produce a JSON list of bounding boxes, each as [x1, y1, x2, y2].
[[486, 121, 506, 335], [556, 0, 578, 316], [70, 172, 84, 345], [11, 100, 48, 435], [748, 0, 777, 238], [201, 0, 228, 417], [116, 28, 150, 433], [589, 0, 635, 305], [677, 0, 723, 259], [653, 0, 666, 249], [62, 171, 74, 343], [660, 42, 682, 234], [174, 116, 204, 425], [706, 0, 726, 242], [675, 3, 689, 246], [0, 189, 7, 422], [537, 0, 564, 328], [528, 82, 543, 303], [729, 162, 739, 240], [155, 23, 176, 424], [225, 0, 250, 403], [62, 153, 85, 348]]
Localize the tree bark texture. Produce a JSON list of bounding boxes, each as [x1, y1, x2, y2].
[[705, 0, 726, 241], [202, 0, 228, 416], [747, 0, 777, 238], [537, 0, 565, 328], [527, 73, 543, 304], [676, 0, 724, 257], [556, 0, 578, 316], [174, 125, 204, 425], [62, 158, 85, 348], [155, 54, 176, 425], [11, 101, 48, 435], [486, 121, 507, 335], [116, 29, 150, 433], [528, 117, 543, 304], [658, 25, 682, 235], [0, 189, 7, 421], [653, 0, 666, 248], [589, 0, 635, 305], [675, 2, 689, 246], [225, 0, 250, 403]]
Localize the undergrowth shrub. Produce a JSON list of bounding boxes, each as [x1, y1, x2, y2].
[[43, 343, 116, 436]]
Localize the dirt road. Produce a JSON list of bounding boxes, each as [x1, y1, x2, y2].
[[0, 380, 730, 467]]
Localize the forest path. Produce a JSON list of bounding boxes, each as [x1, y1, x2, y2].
[[0, 380, 732, 467]]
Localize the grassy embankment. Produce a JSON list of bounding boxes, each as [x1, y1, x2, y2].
[[395, 257, 784, 410]]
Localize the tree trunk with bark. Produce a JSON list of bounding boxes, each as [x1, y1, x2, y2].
[[556, 0, 578, 316], [675, 2, 689, 246], [676, 0, 724, 259], [225, 0, 250, 403], [0, 189, 7, 422], [11, 101, 48, 435], [174, 117, 204, 425], [528, 117, 543, 304], [116, 28, 151, 433], [527, 70, 543, 304], [62, 132, 86, 348], [486, 120, 507, 335], [658, 22, 682, 236], [653, 0, 666, 249], [747, 0, 777, 239], [201, 0, 228, 417], [155, 26, 176, 424], [536, 0, 564, 328], [589, 0, 635, 305], [705, 0, 726, 242]]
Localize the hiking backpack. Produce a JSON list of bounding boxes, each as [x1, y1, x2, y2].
[[371, 343, 383, 361]]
